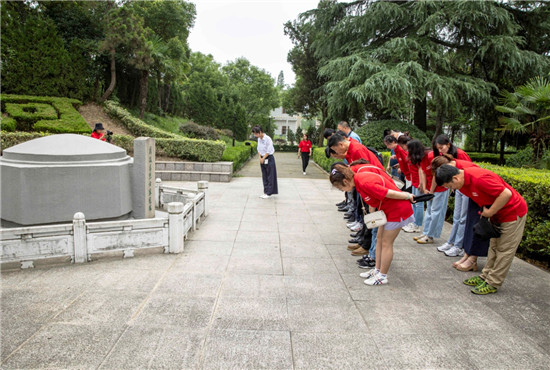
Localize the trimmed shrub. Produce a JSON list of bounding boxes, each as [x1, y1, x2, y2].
[[355, 120, 431, 151], [155, 137, 225, 162], [4, 103, 57, 130], [103, 100, 176, 139], [468, 152, 510, 164], [219, 129, 233, 138], [1, 94, 90, 134], [179, 121, 219, 141], [274, 144, 300, 152], [1, 116, 17, 132], [222, 141, 257, 172]]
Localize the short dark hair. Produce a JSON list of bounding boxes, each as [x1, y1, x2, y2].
[[384, 135, 397, 144], [435, 164, 459, 186], [327, 132, 346, 148], [323, 128, 335, 139], [252, 126, 263, 134], [383, 129, 392, 139], [337, 121, 350, 129]]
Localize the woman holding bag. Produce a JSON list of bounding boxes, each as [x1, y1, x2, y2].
[[330, 164, 414, 286]]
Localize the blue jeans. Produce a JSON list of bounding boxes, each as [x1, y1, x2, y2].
[[368, 227, 378, 259], [423, 190, 450, 238], [447, 190, 469, 247], [412, 186, 424, 227]]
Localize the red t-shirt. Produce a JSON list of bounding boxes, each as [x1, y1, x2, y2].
[[460, 167, 527, 223], [408, 161, 420, 188], [421, 151, 446, 192], [394, 145, 411, 181], [354, 170, 413, 222], [455, 148, 471, 162], [345, 139, 384, 170], [91, 131, 105, 141], [455, 159, 478, 170], [298, 140, 312, 153]]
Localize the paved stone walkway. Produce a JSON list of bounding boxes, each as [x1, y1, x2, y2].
[[1, 154, 550, 369], [237, 151, 328, 179]]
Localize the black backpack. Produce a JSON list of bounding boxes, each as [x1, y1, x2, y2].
[[367, 147, 384, 167]]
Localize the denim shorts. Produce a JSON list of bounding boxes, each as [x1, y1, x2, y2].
[[385, 215, 415, 231]]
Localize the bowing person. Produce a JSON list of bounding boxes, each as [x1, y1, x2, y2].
[[252, 126, 278, 199], [330, 164, 414, 286], [435, 165, 528, 295]]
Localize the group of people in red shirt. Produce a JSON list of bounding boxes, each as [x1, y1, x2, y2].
[[327, 127, 528, 295]]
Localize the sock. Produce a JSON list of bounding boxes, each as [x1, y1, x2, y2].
[[374, 268, 380, 274], [379, 273, 387, 279]]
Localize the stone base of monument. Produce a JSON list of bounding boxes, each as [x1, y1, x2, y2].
[[0, 181, 209, 270], [155, 161, 233, 182]]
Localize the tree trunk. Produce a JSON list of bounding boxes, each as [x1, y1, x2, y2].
[[93, 77, 100, 102], [156, 70, 163, 114], [100, 48, 116, 102], [433, 106, 444, 141], [317, 104, 329, 146], [139, 69, 149, 119], [499, 133, 506, 165], [164, 83, 171, 112], [413, 97, 427, 132]]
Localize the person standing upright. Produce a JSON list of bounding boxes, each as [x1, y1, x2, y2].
[[297, 133, 312, 175], [253, 126, 278, 199]]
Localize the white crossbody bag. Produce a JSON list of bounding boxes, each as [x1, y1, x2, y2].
[[356, 166, 388, 229]]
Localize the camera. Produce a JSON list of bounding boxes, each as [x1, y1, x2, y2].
[[106, 130, 113, 143]]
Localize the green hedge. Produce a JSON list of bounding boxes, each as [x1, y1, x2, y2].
[[104, 101, 177, 139], [355, 120, 431, 151], [1, 94, 90, 134], [274, 144, 300, 152], [104, 101, 226, 162], [0, 116, 16, 132], [222, 141, 257, 172], [1, 131, 51, 151], [468, 152, 513, 165]]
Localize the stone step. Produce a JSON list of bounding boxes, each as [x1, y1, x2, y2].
[[155, 161, 233, 174], [155, 170, 231, 182]]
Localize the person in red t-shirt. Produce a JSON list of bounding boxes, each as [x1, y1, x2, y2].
[[435, 165, 528, 295], [431, 154, 487, 272], [407, 140, 449, 245], [297, 133, 312, 175], [330, 163, 414, 286], [328, 133, 384, 170], [430, 135, 473, 258], [91, 123, 106, 141]]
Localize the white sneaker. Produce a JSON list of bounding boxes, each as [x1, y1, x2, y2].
[[445, 246, 464, 257], [402, 223, 415, 233], [303, 172, 306, 175], [350, 223, 363, 232], [346, 221, 358, 228], [437, 242, 454, 252], [364, 273, 388, 286], [360, 269, 377, 279], [414, 225, 423, 232], [259, 194, 271, 199]]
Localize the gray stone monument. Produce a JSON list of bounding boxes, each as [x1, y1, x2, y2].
[[131, 137, 156, 219], [0, 134, 133, 225]]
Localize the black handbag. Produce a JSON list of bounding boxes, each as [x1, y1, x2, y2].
[[473, 217, 501, 241], [413, 193, 435, 203]]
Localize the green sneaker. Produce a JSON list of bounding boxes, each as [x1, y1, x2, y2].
[[463, 275, 484, 286], [471, 281, 497, 295]]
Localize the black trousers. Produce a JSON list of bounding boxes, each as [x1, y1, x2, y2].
[[260, 155, 278, 195], [300, 152, 310, 172], [463, 198, 489, 257]]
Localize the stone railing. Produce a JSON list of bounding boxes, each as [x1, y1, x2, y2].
[[0, 181, 209, 269]]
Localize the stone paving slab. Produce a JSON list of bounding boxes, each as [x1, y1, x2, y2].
[[1, 171, 550, 369]]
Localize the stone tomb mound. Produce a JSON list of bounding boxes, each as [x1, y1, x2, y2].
[[1, 134, 133, 225]]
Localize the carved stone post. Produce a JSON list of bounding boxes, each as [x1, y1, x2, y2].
[[73, 212, 88, 263], [155, 178, 162, 209], [197, 181, 209, 217], [168, 202, 184, 254]]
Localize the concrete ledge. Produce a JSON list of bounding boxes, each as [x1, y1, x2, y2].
[[155, 170, 231, 182]]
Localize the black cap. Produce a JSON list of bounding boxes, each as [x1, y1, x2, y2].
[[94, 122, 105, 131]]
